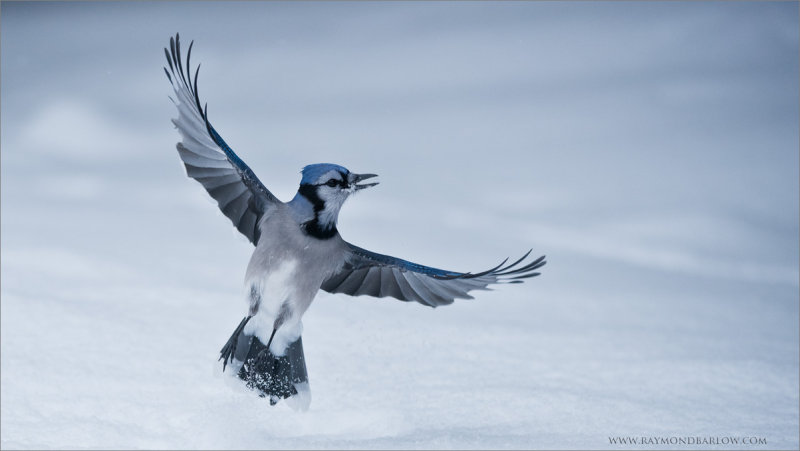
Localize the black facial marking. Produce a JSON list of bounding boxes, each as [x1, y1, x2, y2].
[[317, 173, 349, 189], [298, 183, 338, 240], [338, 171, 350, 188], [298, 183, 325, 212]]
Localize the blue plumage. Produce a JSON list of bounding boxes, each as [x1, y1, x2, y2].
[[300, 163, 350, 185]]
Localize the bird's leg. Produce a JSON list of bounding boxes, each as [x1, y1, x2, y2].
[[265, 327, 278, 351], [258, 301, 289, 356], [219, 315, 252, 371]]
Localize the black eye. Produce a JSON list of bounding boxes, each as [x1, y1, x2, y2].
[[325, 179, 339, 187]]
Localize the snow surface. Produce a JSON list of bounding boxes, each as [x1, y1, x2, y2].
[[2, 2, 798, 449]]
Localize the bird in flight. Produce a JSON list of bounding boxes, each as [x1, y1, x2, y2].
[[164, 34, 546, 410]]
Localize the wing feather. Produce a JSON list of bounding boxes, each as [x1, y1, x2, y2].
[[334, 269, 371, 294], [194, 173, 244, 190], [404, 272, 450, 307], [176, 145, 231, 168], [208, 183, 248, 208], [221, 191, 250, 220], [164, 33, 280, 245], [379, 268, 404, 299], [322, 242, 545, 308], [356, 267, 383, 297], [320, 269, 353, 292], [390, 270, 424, 304], [182, 160, 236, 179]]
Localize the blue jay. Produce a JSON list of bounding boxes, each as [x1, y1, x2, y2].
[[164, 34, 546, 410]]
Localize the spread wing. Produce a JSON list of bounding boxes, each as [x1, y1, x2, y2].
[[164, 33, 280, 245], [321, 243, 546, 308]]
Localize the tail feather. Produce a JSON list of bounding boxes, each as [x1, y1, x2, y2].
[[220, 317, 309, 407]]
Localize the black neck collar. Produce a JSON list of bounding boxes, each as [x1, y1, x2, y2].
[[302, 220, 338, 239], [298, 183, 338, 240]]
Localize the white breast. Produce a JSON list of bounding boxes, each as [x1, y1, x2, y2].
[[249, 258, 298, 317], [243, 258, 300, 354]]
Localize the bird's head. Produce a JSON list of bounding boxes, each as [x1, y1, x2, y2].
[[292, 163, 378, 236]]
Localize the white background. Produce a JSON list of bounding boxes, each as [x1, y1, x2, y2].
[[2, 2, 798, 449]]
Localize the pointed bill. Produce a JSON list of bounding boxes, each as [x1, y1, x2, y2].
[[352, 173, 379, 190]]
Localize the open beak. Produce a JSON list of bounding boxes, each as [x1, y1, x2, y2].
[[352, 173, 379, 191]]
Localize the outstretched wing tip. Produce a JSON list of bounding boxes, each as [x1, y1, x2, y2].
[[164, 33, 278, 246], [446, 250, 546, 284]]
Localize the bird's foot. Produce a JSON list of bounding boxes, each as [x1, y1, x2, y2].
[[218, 316, 252, 371]]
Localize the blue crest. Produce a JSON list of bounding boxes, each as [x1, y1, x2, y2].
[[300, 163, 350, 185]]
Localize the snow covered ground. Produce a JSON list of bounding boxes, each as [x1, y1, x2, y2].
[[2, 2, 798, 449]]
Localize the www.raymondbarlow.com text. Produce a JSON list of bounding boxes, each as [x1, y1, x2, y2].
[[609, 436, 767, 446]]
